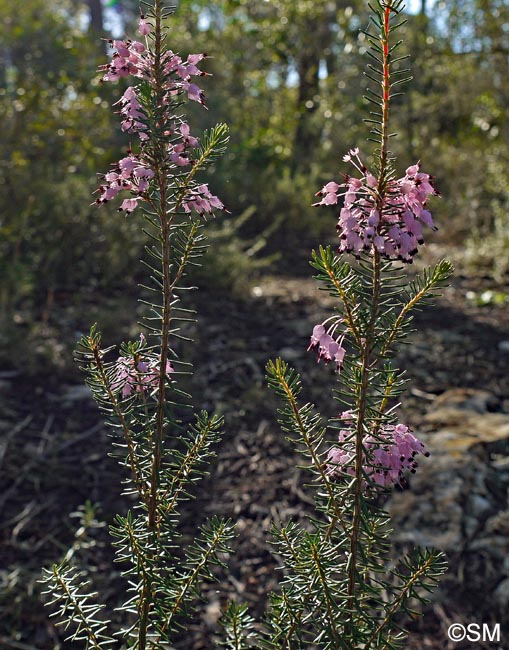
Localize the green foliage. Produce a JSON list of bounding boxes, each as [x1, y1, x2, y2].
[[0, 0, 152, 354], [465, 151, 509, 279], [261, 359, 446, 648], [189, 206, 279, 295], [41, 563, 114, 648], [220, 601, 258, 650], [165, 0, 372, 247]]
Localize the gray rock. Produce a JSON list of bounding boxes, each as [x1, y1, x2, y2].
[[278, 347, 301, 362], [429, 387, 499, 414], [498, 340, 509, 353], [494, 578, 509, 608], [62, 384, 94, 402], [387, 388, 509, 614], [468, 494, 493, 519]]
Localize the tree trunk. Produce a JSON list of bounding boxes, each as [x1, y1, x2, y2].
[[292, 49, 320, 174], [88, 0, 104, 34]]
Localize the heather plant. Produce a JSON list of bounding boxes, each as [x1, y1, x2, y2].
[[41, 1, 234, 646], [220, 1, 451, 647], [41, 1, 452, 648]]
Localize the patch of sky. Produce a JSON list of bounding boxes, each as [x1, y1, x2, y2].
[[197, 9, 211, 31], [405, 0, 437, 14], [104, 6, 123, 38]]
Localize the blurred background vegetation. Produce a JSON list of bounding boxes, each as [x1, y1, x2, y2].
[[1, 0, 508, 365]]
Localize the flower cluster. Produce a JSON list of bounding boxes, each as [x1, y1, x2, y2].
[[94, 20, 225, 218], [111, 352, 174, 398], [326, 422, 429, 489], [162, 52, 208, 106], [100, 38, 149, 82], [100, 37, 208, 106], [167, 122, 199, 167], [96, 151, 154, 213], [182, 184, 225, 215], [308, 322, 346, 372], [314, 148, 438, 263], [114, 86, 148, 140]]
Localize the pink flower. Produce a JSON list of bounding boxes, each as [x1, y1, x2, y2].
[[314, 149, 439, 263], [170, 151, 191, 167], [308, 322, 347, 372], [165, 122, 199, 167], [100, 39, 149, 82], [112, 40, 130, 58], [100, 36, 209, 110], [130, 41, 146, 54], [179, 122, 199, 148], [342, 147, 359, 162], [366, 173, 377, 188], [182, 81, 206, 105], [160, 52, 207, 106], [187, 53, 207, 65], [119, 155, 137, 176], [182, 184, 225, 216], [119, 198, 139, 213], [139, 16, 151, 36], [134, 167, 154, 179], [95, 151, 154, 214], [114, 86, 147, 138], [309, 324, 326, 348], [326, 422, 428, 488], [95, 27, 222, 219], [112, 350, 174, 398]]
